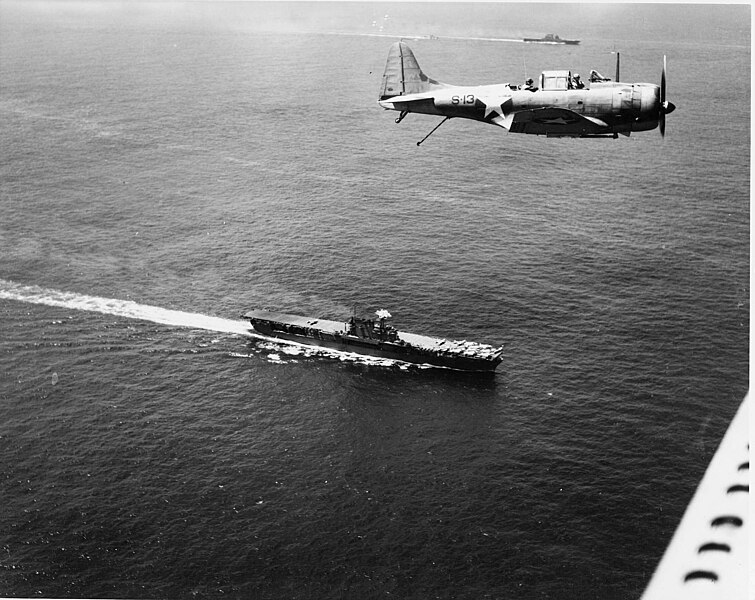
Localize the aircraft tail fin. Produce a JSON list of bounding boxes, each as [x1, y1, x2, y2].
[[379, 42, 448, 100]]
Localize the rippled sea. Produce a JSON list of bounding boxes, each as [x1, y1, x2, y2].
[[0, 2, 749, 598]]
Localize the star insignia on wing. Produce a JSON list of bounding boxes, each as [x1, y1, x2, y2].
[[536, 116, 579, 125]]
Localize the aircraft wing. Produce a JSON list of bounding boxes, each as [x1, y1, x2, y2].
[[506, 107, 609, 136], [641, 393, 749, 600]]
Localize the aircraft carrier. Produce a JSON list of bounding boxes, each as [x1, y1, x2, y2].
[[523, 33, 580, 45], [242, 309, 504, 372]]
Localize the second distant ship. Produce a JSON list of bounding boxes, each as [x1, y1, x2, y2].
[[523, 33, 580, 45]]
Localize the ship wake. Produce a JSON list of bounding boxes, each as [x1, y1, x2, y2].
[[0, 279, 252, 336], [248, 340, 419, 369], [0, 279, 421, 369]]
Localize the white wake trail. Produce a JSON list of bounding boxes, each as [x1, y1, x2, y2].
[[0, 279, 252, 336], [0, 279, 420, 368]]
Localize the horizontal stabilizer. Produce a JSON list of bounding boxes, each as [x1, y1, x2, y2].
[[379, 89, 436, 107]]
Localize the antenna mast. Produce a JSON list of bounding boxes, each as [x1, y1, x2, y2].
[[615, 51, 620, 82]]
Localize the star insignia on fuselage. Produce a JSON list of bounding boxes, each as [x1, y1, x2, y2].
[[476, 93, 509, 120]]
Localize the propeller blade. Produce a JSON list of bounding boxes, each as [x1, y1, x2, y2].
[[660, 55, 668, 137], [661, 55, 667, 106]]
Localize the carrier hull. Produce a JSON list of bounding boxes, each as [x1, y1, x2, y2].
[[243, 310, 502, 373]]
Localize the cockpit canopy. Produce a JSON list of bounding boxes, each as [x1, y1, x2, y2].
[[539, 70, 572, 91]]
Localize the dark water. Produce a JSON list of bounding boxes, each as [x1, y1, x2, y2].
[[0, 2, 749, 598]]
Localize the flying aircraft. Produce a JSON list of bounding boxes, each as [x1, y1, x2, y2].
[[378, 42, 676, 144]]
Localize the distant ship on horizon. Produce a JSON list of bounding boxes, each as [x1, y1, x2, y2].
[[523, 33, 580, 45]]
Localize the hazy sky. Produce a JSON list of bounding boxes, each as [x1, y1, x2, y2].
[[1, 1, 749, 51]]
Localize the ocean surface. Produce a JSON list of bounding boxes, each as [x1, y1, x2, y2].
[[0, 2, 749, 598]]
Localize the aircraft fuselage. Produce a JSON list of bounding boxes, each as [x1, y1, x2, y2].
[[379, 82, 662, 136]]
